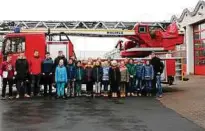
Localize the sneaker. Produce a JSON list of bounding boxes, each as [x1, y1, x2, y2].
[[9, 96, 13, 100], [131, 93, 135, 96], [1, 97, 6, 100], [159, 95, 162, 98], [127, 93, 130, 96], [16, 94, 20, 99], [139, 93, 142, 97], [24, 94, 30, 98], [37, 93, 41, 97]]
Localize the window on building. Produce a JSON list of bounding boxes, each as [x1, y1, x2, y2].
[[194, 25, 199, 32], [194, 22, 205, 65], [194, 32, 200, 39]]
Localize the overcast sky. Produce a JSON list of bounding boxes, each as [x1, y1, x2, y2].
[[0, 0, 199, 57]]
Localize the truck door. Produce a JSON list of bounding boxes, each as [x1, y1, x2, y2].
[[47, 41, 69, 60]]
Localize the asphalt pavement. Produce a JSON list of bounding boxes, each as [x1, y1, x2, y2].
[[0, 97, 203, 131]]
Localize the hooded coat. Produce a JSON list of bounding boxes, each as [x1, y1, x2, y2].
[[75, 66, 84, 81], [1, 61, 14, 79], [42, 58, 54, 73], [135, 63, 144, 79], [55, 65, 68, 83], [120, 66, 129, 82], [15, 57, 29, 80], [92, 65, 103, 82], [126, 64, 136, 76], [54, 55, 68, 69], [109, 66, 121, 92], [67, 64, 76, 80]]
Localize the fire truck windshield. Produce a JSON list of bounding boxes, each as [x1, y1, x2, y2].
[[2, 37, 25, 55]]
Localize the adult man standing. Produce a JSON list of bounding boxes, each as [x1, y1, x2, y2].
[[15, 52, 30, 98], [42, 52, 54, 97], [30, 50, 42, 96], [150, 52, 164, 98], [54, 51, 68, 68]]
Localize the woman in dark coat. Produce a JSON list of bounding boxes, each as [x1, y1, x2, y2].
[[84, 61, 94, 97], [109, 60, 121, 98]]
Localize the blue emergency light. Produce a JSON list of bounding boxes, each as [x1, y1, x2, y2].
[[14, 27, 20, 33]]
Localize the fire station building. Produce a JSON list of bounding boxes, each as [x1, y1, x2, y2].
[[172, 1, 205, 75]]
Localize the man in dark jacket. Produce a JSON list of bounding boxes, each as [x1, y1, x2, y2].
[[150, 52, 164, 97], [54, 51, 68, 69], [42, 52, 54, 97], [15, 52, 29, 98]]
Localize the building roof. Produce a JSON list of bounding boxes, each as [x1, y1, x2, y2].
[[171, 0, 205, 23]]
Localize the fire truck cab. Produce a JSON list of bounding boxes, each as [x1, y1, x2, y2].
[[0, 31, 74, 65]]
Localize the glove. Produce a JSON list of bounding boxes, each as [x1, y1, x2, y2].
[[14, 71, 17, 75], [42, 73, 45, 75], [49, 73, 53, 75]]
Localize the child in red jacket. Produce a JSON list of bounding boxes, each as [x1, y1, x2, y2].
[[1, 56, 14, 100]]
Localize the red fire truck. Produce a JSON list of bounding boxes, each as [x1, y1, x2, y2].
[[115, 22, 184, 57], [0, 31, 75, 66]]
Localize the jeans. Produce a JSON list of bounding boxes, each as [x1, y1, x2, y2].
[[136, 78, 142, 93], [2, 78, 13, 97], [16, 79, 27, 96], [43, 73, 53, 96], [67, 80, 75, 97], [120, 82, 127, 95], [76, 81, 82, 94], [145, 80, 152, 94], [156, 75, 162, 96], [95, 82, 101, 94], [57, 82, 65, 97], [102, 80, 109, 92], [31, 74, 41, 96], [128, 77, 136, 93]]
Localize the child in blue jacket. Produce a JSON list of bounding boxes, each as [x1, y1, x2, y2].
[[143, 60, 154, 97], [67, 59, 76, 97], [135, 59, 144, 96], [55, 59, 68, 98]]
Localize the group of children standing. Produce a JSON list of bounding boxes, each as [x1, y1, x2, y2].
[[0, 50, 163, 99], [54, 57, 157, 98]]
